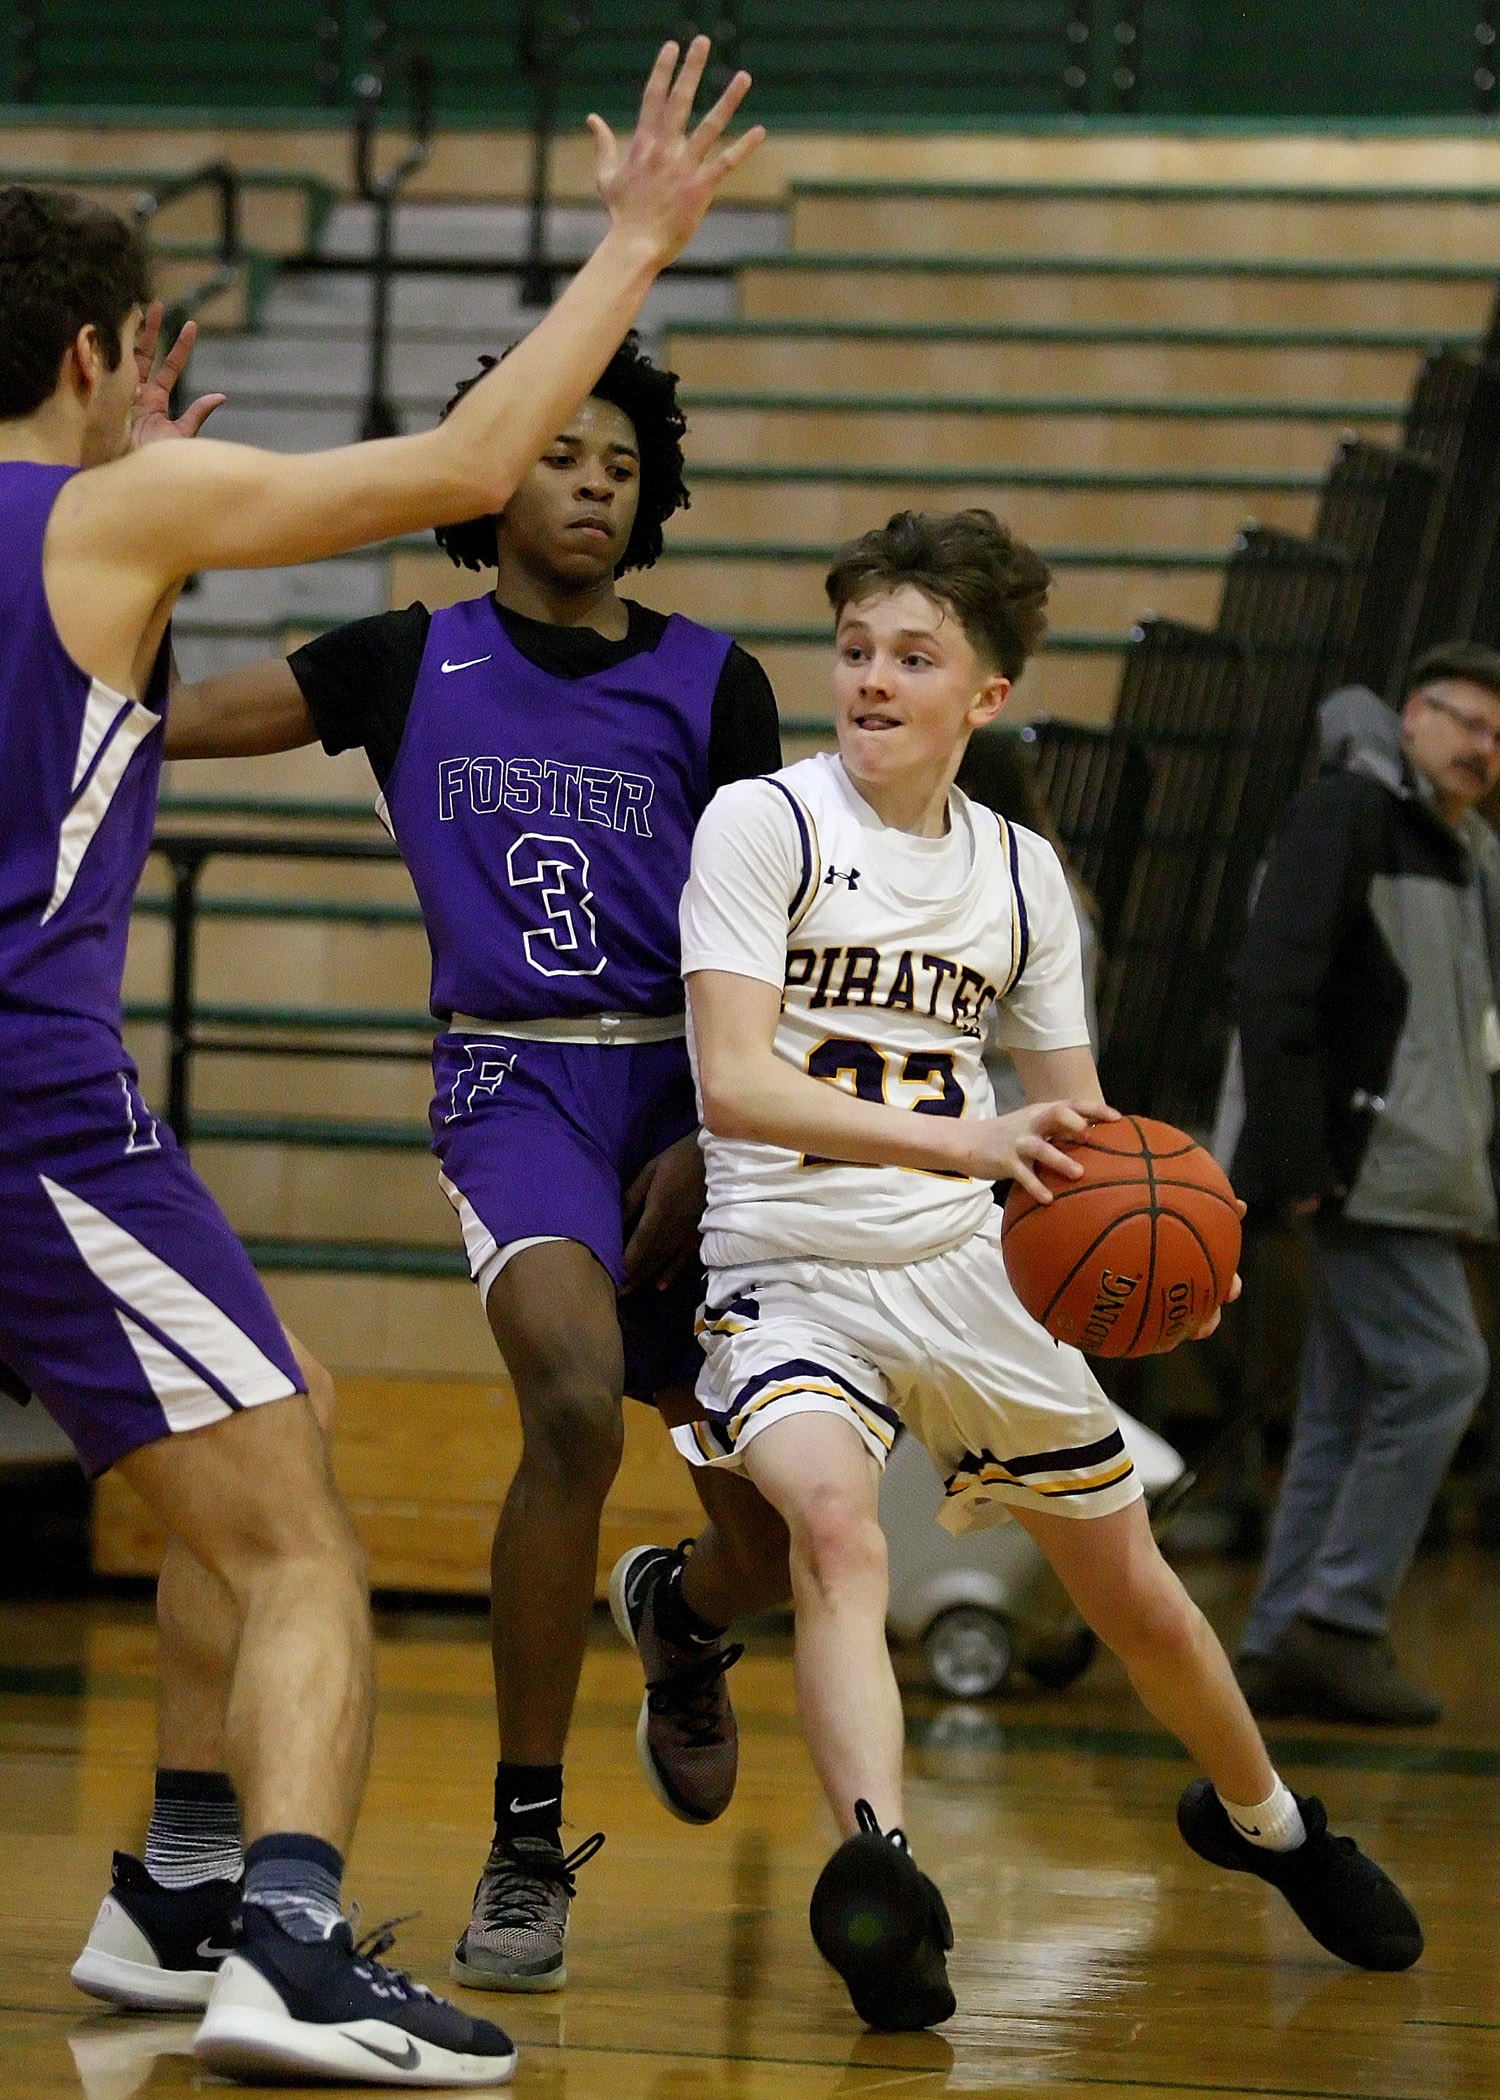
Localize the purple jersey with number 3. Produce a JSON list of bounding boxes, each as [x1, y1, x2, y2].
[[382, 594, 732, 1020], [0, 463, 167, 1084]]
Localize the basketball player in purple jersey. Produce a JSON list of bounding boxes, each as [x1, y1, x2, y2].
[[165, 330, 794, 1989], [0, 40, 761, 2083]]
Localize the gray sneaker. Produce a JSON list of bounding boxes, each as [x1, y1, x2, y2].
[[450, 1831, 603, 1992], [609, 1543, 742, 1824]]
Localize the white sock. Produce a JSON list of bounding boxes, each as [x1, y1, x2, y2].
[[1216, 1775, 1306, 1852]]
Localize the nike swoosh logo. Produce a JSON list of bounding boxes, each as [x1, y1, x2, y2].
[[441, 655, 491, 673], [196, 1937, 238, 1960], [344, 2032, 420, 2070], [1232, 1824, 1262, 1838], [510, 1795, 560, 1815]]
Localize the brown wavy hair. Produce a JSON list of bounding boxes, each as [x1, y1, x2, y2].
[[824, 508, 1050, 681]]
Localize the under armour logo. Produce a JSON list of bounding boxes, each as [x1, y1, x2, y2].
[[824, 865, 860, 890]]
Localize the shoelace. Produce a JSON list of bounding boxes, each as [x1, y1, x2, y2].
[[473, 1832, 605, 1933], [344, 1907, 441, 2003], [645, 1641, 745, 1746], [853, 1798, 910, 1851]]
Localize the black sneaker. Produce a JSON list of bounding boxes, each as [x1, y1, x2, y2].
[[610, 1543, 743, 1823], [71, 1851, 241, 2011], [809, 1800, 956, 2030], [1177, 1778, 1424, 1971], [194, 1903, 517, 2085]]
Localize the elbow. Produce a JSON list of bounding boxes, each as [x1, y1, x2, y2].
[[698, 1070, 755, 1142]]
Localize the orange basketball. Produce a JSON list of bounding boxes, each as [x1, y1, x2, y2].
[[1000, 1116, 1241, 1358]]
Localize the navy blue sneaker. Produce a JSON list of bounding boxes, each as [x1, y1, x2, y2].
[[194, 1902, 517, 2085], [72, 1852, 241, 2010]]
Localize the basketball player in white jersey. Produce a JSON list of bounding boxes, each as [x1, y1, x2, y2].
[[611, 509, 1422, 2030]]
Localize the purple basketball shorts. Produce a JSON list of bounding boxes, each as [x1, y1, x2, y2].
[[0, 1065, 305, 1478], [430, 1032, 702, 1400]]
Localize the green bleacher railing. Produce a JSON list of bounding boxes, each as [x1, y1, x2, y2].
[[5, 2, 1500, 120]]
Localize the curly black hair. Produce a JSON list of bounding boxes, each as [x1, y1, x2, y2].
[[0, 185, 151, 420], [433, 330, 690, 575], [825, 508, 1051, 682]]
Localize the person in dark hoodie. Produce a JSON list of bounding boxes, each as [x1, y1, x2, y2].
[[1230, 643, 1500, 1725]]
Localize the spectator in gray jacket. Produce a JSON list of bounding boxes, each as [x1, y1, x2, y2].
[[1231, 645, 1500, 1724]]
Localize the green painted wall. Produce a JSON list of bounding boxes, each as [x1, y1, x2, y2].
[[3, 2, 1495, 122]]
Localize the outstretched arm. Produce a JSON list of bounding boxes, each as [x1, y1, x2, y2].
[[688, 969, 1109, 1202], [164, 659, 316, 759], [46, 38, 762, 694]]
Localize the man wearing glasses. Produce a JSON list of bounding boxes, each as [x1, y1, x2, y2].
[[1230, 644, 1500, 1725]]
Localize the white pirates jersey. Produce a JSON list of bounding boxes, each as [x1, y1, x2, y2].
[[679, 750, 1090, 1269]]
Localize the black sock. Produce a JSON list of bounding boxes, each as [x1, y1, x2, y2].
[[145, 1768, 242, 1889], [494, 1763, 563, 1846], [242, 1833, 344, 1942], [653, 1559, 726, 1647]]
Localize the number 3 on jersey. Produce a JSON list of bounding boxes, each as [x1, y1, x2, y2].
[[507, 833, 608, 978], [802, 1034, 964, 1166]]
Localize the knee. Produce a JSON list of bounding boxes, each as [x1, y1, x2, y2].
[[788, 1488, 886, 1602], [519, 1376, 625, 1497], [208, 1422, 367, 1608], [1107, 1576, 1205, 1671]]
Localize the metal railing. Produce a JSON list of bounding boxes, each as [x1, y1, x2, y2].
[[147, 828, 425, 1148], [131, 161, 246, 343], [133, 162, 242, 265], [352, 40, 433, 440], [518, 0, 593, 307], [9, 3, 1500, 118]]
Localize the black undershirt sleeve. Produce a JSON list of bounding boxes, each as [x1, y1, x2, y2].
[[707, 643, 783, 788], [287, 604, 432, 789], [289, 606, 779, 793]]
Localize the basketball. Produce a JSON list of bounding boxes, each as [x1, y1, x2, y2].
[[1001, 1116, 1241, 1358]]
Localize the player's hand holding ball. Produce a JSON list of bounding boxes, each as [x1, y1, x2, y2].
[[968, 1098, 1120, 1202], [997, 1110, 1243, 1357]]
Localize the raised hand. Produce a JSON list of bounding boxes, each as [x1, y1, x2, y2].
[[131, 300, 227, 447], [589, 36, 764, 268]]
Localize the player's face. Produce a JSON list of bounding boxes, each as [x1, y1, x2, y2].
[[832, 584, 1009, 794], [78, 307, 144, 467], [495, 395, 641, 589], [1401, 677, 1500, 821]]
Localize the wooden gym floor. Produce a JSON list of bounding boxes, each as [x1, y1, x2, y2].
[[3, 1545, 1499, 2098]]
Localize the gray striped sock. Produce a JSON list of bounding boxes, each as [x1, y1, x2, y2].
[[144, 1769, 243, 1890], [243, 1835, 345, 1942]]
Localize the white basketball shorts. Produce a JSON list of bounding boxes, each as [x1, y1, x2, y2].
[[672, 1211, 1144, 1534]]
